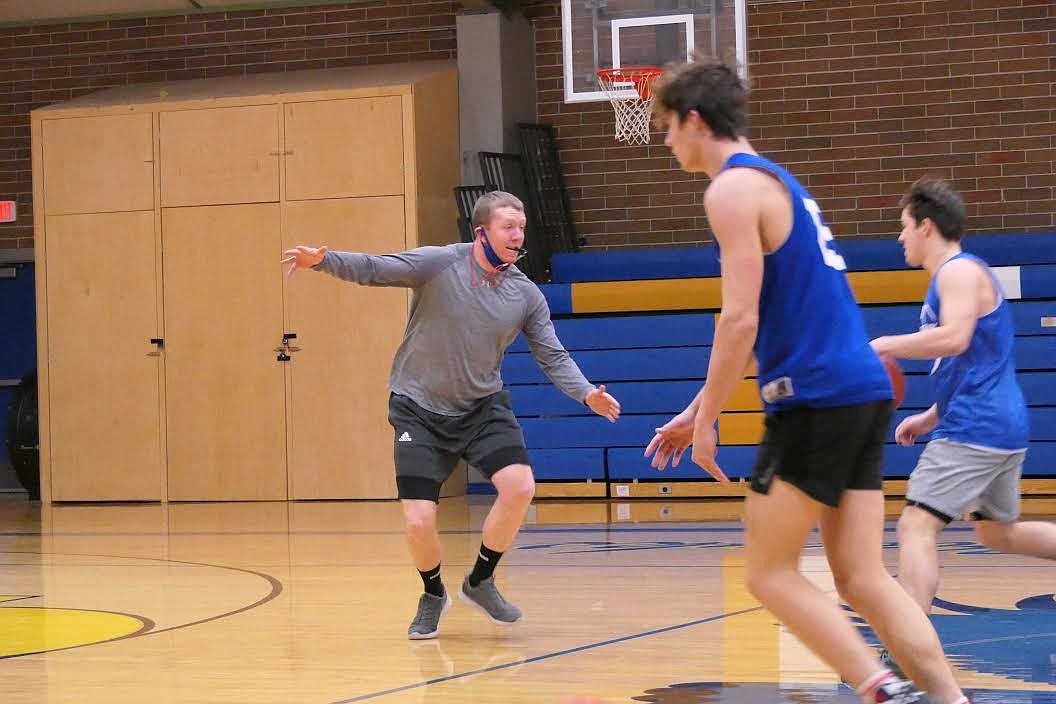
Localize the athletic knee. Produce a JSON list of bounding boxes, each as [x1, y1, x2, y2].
[[897, 508, 941, 547], [495, 466, 535, 505], [832, 570, 883, 607], [744, 563, 792, 602], [403, 507, 438, 539], [743, 571, 769, 602]]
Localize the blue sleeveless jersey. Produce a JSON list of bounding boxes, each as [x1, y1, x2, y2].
[[718, 153, 892, 411], [922, 253, 1028, 450]]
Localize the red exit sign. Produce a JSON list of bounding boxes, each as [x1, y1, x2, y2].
[[0, 201, 15, 223]]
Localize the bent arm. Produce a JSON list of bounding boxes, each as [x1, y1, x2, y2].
[[522, 292, 595, 403], [872, 259, 981, 359]]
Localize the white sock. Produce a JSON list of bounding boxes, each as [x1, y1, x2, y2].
[[856, 669, 895, 700]]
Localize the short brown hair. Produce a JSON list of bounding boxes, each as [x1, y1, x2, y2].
[[651, 56, 748, 139], [471, 190, 524, 228], [899, 178, 966, 242]]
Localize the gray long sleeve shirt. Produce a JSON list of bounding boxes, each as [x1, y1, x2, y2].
[[314, 243, 595, 415]]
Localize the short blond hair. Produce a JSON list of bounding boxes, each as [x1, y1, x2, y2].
[[471, 191, 524, 228]]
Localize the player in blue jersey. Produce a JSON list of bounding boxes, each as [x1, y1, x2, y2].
[[643, 58, 970, 704], [871, 178, 1056, 628]]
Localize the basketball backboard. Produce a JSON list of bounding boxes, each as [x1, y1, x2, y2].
[[561, 0, 747, 103]]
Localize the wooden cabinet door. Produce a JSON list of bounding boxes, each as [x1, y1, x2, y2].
[[45, 211, 164, 500], [283, 97, 404, 200], [160, 105, 279, 207], [283, 197, 407, 499], [162, 204, 287, 500], [41, 114, 155, 215]]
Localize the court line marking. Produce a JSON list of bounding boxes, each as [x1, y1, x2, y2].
[[337, 598, 1056, 703], [0, 551, 282, 659], [0, 525, 980, 537], [0, 607, 154, 660], [331, 605, 766, 703]]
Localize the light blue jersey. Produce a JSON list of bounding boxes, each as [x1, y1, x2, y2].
[[922, 252, 1028, 450], [718, 153, 892, 412]]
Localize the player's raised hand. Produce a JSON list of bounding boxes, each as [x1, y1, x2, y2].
[[645, 407, 695, 470], [585, 384, 621, 423], [282, 245, 328, 277]]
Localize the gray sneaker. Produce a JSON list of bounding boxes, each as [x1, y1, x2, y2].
[[407, 591, 451, 640], [459, 575, 522, 625]]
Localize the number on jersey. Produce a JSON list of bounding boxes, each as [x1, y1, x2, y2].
[[803, 198, 847, 271]]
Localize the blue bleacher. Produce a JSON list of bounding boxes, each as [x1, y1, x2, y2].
[[550, 232, 1056, 282], [510, 372, 1056, 418], [518, 409, 1055, 450], [497, 234, 1056, 490], [503, 336, 1056, 384], [527, 448, 606, 481], [606, 441, 1056, 481]]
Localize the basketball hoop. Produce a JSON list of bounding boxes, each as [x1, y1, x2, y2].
[[595, 66, 663, 145]]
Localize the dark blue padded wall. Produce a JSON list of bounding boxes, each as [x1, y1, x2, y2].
[[0, 263, 36, 470], [550, 232, 1056, 282]]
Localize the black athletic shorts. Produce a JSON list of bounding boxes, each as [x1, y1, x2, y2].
[[387, 391, 531, 502], [750, 399, 893, 507]]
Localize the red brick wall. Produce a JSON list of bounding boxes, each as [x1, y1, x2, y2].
[[0, 1, 458, 250], [529, 0, 1056, 249], [2, 0, 1053, 251]]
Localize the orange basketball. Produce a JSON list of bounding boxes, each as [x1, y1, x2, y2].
[[879, 352, 905, 409]]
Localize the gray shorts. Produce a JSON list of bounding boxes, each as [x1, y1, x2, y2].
[[906, 438, 1027, 523]]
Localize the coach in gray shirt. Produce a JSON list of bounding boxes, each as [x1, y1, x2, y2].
[[282, 191, 620, 640]]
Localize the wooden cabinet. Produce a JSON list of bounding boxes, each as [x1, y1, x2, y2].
[[160, 104, 280, 207], [32, 62, 460, 502], [283, 197, 408, 500], [43, 211, 164, 501], [41, 113, 155, 215], [162, 204, 288, 501], [284, 96, 405, 200]]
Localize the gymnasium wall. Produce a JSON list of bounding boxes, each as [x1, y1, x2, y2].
[[1, 0, 1053, 252], [0, 1, 459, 250], [527, 0, 1056, 248]]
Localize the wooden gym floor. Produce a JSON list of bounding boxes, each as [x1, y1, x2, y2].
[[2, 494, 1056, 704]]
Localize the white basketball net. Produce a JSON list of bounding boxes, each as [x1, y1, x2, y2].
[[596, 68, 661, 146]]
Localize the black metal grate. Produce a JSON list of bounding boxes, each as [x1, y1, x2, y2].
[[517, 123, 581, 255], [453, 184, 495, 244]]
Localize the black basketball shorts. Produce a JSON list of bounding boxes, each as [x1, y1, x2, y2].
[[750, 399, 893, 507], [387, 391, 531, 503]]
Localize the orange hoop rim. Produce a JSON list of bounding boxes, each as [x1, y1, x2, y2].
[[596, 66, 662, 100]]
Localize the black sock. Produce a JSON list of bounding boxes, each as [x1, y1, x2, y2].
[[468, 544, 504, 587], [418, 564, 444, 597]]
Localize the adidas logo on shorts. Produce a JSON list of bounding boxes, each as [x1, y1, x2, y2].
[[398, 432, 412, 442]]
